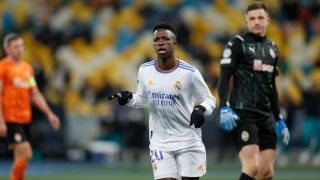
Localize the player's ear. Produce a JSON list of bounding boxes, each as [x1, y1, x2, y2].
[[173, 41, 177, 49], [244, 14, 248, 25], [173, 40, 178, 47], [152, 40, 157, 49], [266, 13, 270, 25]]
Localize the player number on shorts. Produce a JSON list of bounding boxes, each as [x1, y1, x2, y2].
[[150, 150, 163, 161]]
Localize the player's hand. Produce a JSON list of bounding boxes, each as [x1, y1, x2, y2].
[[47, 112, 60, 130], [219, 106, 240, 132], [0, 122, 7, 137], [190, 105, 206, 128], [276, 119, 290, 145], [108, 91, 133, 105]]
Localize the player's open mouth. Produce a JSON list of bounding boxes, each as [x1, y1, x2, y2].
[[157, 48, 167, 54]]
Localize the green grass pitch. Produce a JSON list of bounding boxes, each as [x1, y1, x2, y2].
[[0, 162, 319, 180]]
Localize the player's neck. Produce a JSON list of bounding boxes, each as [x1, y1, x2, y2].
[[249, 31, 266, 38], [8, 56, 21, 63], [156, 57, 178, 71]]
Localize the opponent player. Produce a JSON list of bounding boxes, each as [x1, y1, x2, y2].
[[217, 2, 290, 180], [109, 22, 216, 180], [0, 33, 60, 180]]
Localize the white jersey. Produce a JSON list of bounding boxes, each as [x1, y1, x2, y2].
[[127, 59, 216, 151]]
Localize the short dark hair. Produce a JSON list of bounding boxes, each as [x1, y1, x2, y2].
[[3, 33, 21, 48], [245, 1, 268, 14], [153, 22, 177, 36]]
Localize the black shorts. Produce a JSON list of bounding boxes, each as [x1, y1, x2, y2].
[[6, 123, 30, 145], [232, 110, 277, 152]]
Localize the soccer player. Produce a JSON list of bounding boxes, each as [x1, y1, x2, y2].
[[217, 2, 290, 180], [0, 33, 60, 180], [109, 22, 216, 180]]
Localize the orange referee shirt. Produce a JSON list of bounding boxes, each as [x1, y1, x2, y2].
[[0, 57, 37, 124]]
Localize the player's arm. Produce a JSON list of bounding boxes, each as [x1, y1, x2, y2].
[[270, 73, 281, 121], [217, 37, 242, 131], [0, 80, 7, 137], [217, 37, 242, 106], [189, 69, 216, 128], [109, 67, 149, 108], [127, 68, 150, 108], [192, 69, 216, 115], [270, 51, 290, 145], [31, 86, 60, 130], [270, 44, 282, 121]]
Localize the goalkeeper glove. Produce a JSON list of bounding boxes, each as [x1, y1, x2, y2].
[[108, 91, 133, 105], [190, 105, 206, 128], [276, 119, 290, 145], [219, 106, 240, 132]]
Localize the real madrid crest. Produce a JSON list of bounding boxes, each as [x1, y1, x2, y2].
[[241, 131, 249, 142], [174, 81, 182, 91]]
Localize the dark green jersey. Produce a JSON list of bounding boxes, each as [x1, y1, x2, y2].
[[218, 32, 281, 119]]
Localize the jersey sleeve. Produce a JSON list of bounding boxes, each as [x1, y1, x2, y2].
[[217, 36, 243, 107], [192, 69, 216, 116], [0, 62, 6, 81], [127, 67, 149, 108], [28, 65, 37, 88], [270, 44, 282, 120], [273, 44, 280, 76]]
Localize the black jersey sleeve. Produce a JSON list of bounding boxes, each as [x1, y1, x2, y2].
[[217, 36, 244, 107], [270, 78, 281, 120], [270, 44, 282, 120]]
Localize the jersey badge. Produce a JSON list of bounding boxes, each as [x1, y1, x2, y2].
[[197, 165, 204, 171], [223, 48, 232, 58], [269, 48, 275, 59], [174, 81, 182, 91], [25, 71, 30, 77], [147, 80, 154, 86], [152, 162, 158, 171], [249, 47, 255, 53], [14, 133, 22, 142], [241, 131, 249, 142]]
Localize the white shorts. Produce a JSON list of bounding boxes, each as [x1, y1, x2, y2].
[[149, 143, 206, 179]]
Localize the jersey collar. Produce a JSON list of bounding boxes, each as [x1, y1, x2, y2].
[[246, 32, 266, 42], [155, 59, 180, 74]]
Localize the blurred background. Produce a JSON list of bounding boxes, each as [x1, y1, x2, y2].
[[0, 0, 319, 178]]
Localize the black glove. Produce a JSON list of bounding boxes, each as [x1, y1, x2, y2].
[[189, 105, 206, 128], [108, 91, 133, 105]]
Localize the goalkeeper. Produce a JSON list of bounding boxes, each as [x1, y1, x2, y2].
[[109, 22, 216, 180], [217, 1, 289, 180]]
